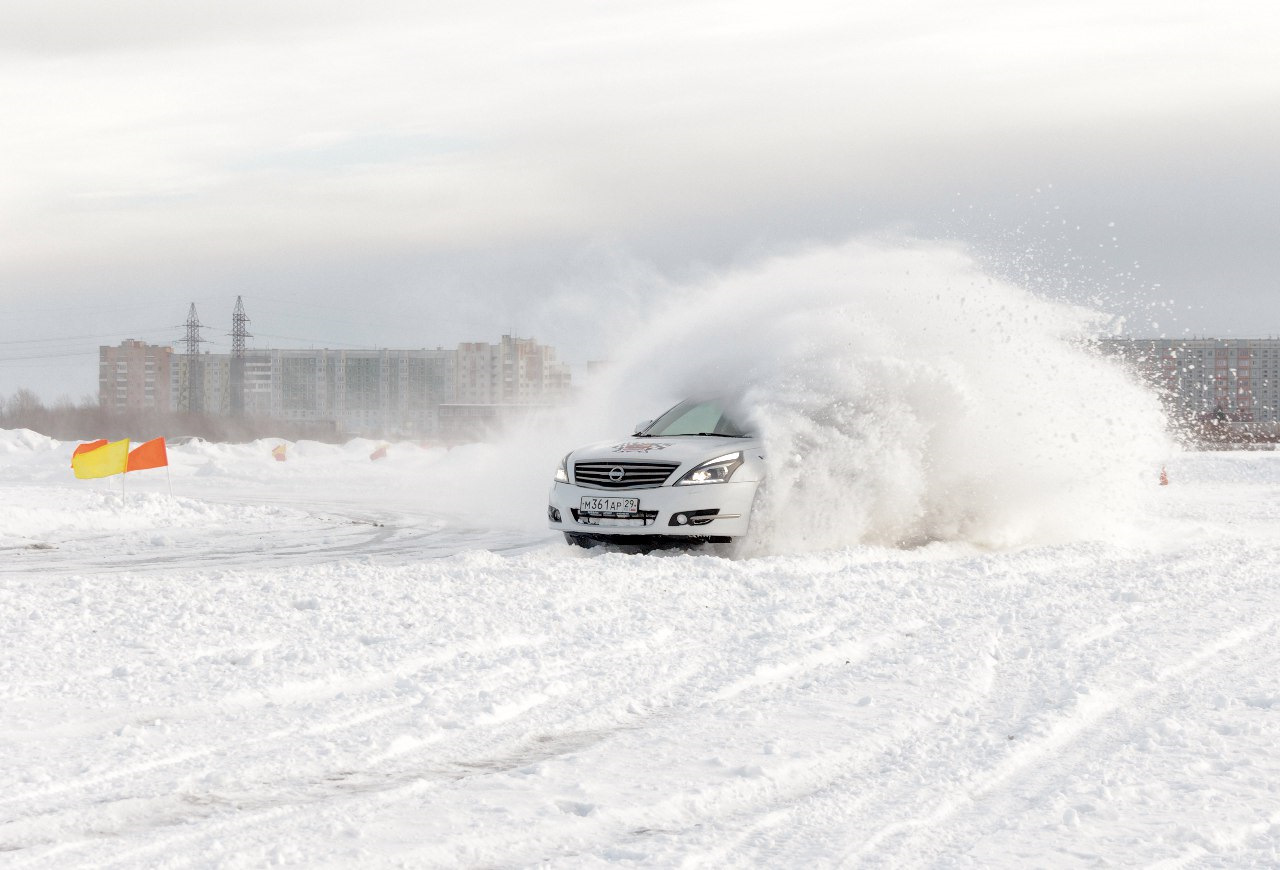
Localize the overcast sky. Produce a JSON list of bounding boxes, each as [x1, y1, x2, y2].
[[3, 0, 1278, 399]]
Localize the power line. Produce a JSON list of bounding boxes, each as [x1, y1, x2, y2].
[[0, 327, 175, 346], [0, 349, 101, 364]]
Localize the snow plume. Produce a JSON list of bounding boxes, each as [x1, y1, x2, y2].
[[584, 236, 1172, 552]]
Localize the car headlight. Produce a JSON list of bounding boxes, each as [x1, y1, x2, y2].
[[675, 451, 743, 485], [554, 453, 570, 483]]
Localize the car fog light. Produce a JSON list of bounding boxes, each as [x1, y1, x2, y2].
[[674, 513, 688, 525], [548, 506, 562, 523]]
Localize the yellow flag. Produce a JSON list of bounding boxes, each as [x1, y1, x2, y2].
[[71, 439, 131, 479]]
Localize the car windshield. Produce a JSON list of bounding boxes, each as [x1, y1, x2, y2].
[[641, 398, 751, 437]]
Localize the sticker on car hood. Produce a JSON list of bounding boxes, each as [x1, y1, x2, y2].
[[611, 441, 672, 453]]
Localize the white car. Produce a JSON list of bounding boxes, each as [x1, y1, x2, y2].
[[548, 397, 765, 547]]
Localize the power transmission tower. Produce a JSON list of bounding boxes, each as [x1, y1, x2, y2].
[[180, 303, 207, 414], [229, 296, 252, 417]]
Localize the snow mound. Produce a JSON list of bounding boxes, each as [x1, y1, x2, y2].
[[0, 428, 60, 459]]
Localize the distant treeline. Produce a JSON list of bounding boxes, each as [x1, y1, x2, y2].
[[0, 389, 341, 444]]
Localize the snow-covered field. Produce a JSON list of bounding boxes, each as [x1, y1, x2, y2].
[[3, 429, 1280, 868]]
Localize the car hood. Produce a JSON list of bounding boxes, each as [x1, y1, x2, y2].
[[569, 435, 760, 467]]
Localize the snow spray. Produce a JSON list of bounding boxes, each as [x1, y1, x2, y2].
[[564, 236, 1173, 553]]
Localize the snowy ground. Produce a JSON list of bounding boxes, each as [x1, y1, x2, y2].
[[3, 430, 1280, 868]]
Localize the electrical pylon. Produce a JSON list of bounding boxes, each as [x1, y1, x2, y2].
[[180, 303, 206, 414], [229, 296, 252, 417]]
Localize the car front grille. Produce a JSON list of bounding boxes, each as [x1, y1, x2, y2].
[[573, 461, 679, 490]]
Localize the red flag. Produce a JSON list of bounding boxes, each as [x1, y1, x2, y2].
[[126, 437, 168, 472], [370, 444, 388, 461], [71, 439, 108, 462]]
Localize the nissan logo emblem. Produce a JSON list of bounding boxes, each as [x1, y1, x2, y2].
[[608, 467, 626, 482]]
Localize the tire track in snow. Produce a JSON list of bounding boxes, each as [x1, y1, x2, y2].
[[3, 540, 977, 868], [0, 623, 712, 865], [0, 634, 541, 812], [956, 614, 1280, 869], [841, 614, 1280, 867], [357, 619, 930, 868], [0, 498, 544, 580], [708, 626, 921, 704], [0, 629, 585, 864], [8, 614, 926, 869], [0, 541, 1121, 867], [334, 616, 984, 869], [609, 613, 1009, 868], [667, 580, 1273, 870]]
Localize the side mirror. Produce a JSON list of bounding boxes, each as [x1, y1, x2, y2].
[[633, 419, 653, 435]]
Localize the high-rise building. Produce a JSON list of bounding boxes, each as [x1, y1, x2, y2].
[[99, 340, 173, 413], [261, 347, 458, 437], [167, 347, 457, 436], [1099, 337, 1280, 423], [456, 335, 572, 405], [443, 336, 575, 440]]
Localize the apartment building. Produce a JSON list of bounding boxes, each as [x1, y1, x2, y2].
[[168, 348, 458, 437], [1099, 338, 1280, 423], [98, 340, 173, 413], [456, 335, 573, 405], [131, 335, 568, 439]]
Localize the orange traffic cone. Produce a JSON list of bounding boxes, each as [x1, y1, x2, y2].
[[1159, 466, 1169, 486]]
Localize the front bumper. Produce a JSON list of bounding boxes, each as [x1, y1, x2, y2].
[[548, 480, 757, 540]]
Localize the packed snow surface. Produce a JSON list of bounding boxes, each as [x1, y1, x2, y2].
[[3, 430, 1280, 868]]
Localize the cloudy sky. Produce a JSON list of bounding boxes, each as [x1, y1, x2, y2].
[[2, 0, 1278, 399]]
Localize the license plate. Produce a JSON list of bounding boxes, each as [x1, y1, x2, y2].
[[580, 496, 639, 514]]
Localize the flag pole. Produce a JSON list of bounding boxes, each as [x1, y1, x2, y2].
[[166, 464, 173, 498]]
